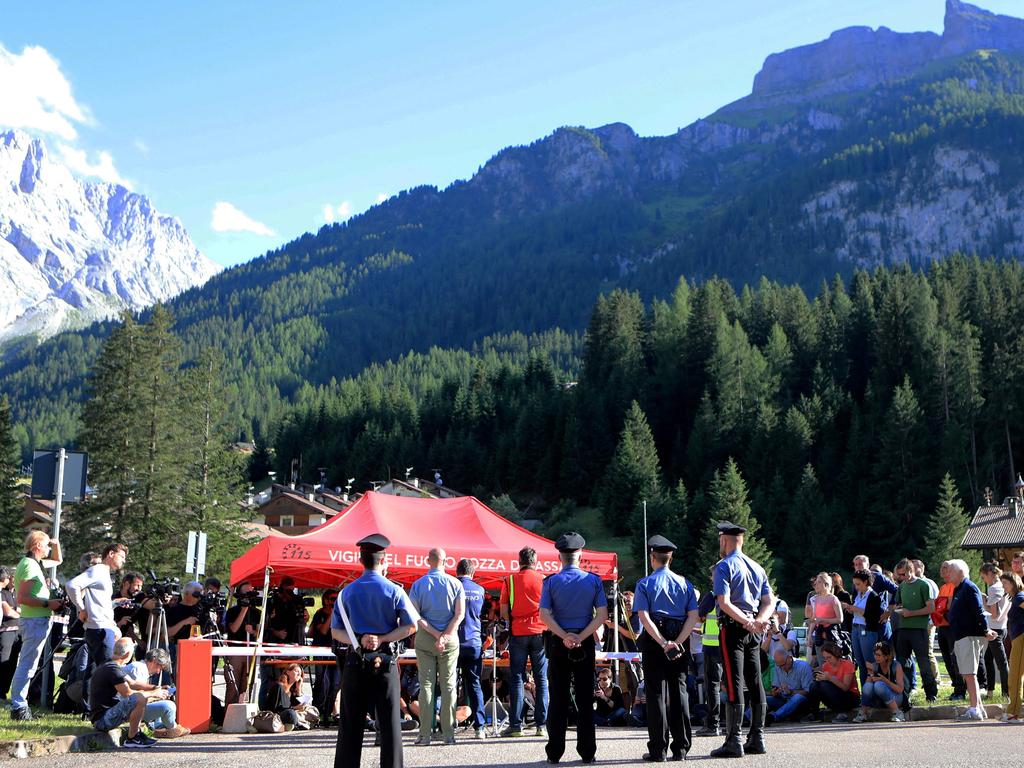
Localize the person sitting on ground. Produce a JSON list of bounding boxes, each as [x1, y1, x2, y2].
[[855, 641, 905, 723], [999, 571, 1024, 723], [806, 573, 844, 667], [259, 663, 319, 730], [592, 667, 627, 726], [122, 646, 190, 738], [765, 650, 814, 725], [89, 637, 171, 748], [807, 641, 859, 722], [629, 681, 647, 727]]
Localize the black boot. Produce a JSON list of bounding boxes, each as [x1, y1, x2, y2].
[[743, 702, 766, 755], [709, 703, 744, 759]]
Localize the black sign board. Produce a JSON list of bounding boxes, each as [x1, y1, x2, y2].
[[31, 450, 89, 504]]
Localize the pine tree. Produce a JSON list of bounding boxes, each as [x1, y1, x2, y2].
[[922, 473, 980, 574], [0, 396, 23, 564], [696, 458, 774, 583], [600, 401, 664, 536], [181, 348, 247, 577]]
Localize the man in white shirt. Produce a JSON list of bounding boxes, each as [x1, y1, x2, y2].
[[67, 543, 129, 671]]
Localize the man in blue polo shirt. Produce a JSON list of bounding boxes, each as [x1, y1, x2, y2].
[[710, 522, 774, 760], [332, 534, 418, 768], [456, 558, 487, 739], [540, 532, 608, 765], [634, 534, 700, 762]]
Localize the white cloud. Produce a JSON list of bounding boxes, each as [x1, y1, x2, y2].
[[133, 138, 149, 155], [376, 193, 388, 203], [0, 44, 89, 140], [211, 201, 275, 237], [322, 201, 353, 223], [57, 144, 133, 190], [0, 44, 134, 190]]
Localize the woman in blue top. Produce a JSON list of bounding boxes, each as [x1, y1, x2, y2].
[[999, 572, 1024, 723]]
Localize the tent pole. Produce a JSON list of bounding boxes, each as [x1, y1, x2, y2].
[[491, 622, 499, 736], [612, 579, 619, 680], [247, 565, 273, 702]]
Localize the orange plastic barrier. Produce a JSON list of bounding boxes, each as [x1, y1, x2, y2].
[[177, 639, 213, 733]]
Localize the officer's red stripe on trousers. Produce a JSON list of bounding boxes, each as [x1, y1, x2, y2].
[[720, 624, 736, 702]]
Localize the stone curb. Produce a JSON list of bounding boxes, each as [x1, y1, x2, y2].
[[4, 729, 120, 759]]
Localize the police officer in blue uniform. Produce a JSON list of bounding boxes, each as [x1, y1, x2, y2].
[[539, 532, 609, 765], [332, 534, 419, 768], [634, 535, 700, 762], [709, 522, 774, 759]]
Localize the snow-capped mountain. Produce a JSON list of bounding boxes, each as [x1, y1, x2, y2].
[[0, 129, 220, 345]]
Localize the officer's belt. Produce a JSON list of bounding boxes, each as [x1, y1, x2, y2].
[[651, 615, 685, 639]]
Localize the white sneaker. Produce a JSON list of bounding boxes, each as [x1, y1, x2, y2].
[[891, 711, 905, 722], [956, 708, 983, 722]]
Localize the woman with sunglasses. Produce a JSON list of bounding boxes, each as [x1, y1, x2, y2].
[[310, 589, 342, 727]]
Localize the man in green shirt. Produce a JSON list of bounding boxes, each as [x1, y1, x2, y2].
[[893, 558, 937, 702], [11, 530, 64, 720]]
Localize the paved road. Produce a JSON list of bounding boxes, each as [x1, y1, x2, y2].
[[24, 721, 1018, 767]]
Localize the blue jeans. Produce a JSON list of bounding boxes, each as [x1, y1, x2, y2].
[[508, 634, 548, 728], [95, 693, 144, 731], [766, 693, 809, 721], [861, 680, 896, 708], [10, 616, 51, 710], [144, 700, 177, 729], [458, 644, 486, 728], [851, 628, 878, 684]]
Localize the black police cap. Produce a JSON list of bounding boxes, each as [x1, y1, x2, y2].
[[555, 531, 586, 552], [716, 521, 746, 536], [647, 534, 677, 553], [357, 533, 391, 552]]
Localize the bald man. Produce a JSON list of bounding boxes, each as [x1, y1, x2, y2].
[[409, 548, 465, 745]]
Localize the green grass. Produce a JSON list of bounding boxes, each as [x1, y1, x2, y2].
[[0, 710, 93, 742]]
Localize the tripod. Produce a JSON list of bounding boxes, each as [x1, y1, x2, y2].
[[146, 606, 172, 685], [198, 607, 240, 701]]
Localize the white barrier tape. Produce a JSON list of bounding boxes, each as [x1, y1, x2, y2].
[[208, 644, 642, 662]]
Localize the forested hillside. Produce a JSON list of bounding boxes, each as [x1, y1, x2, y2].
[[5, 50, 1024, 458], [266, 258, 1021, 594]]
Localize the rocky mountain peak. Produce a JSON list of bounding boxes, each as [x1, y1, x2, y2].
[[0, 129, 220, 345], [722, 1, 1024, 116]]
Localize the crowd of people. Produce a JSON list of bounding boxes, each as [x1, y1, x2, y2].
[[2, 525, 1024, 763]]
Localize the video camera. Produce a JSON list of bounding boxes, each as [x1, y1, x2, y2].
[[270, 585, 315, 616], [235, 589, 263, 609], [198, 590, 227, 612], [143, 570, 181, 602]]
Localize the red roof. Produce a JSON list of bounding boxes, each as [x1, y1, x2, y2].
[[230, 491, 617, 590]]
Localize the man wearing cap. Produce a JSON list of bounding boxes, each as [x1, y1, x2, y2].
[[332, 534, 419, 768], [710, 522, 774, 759], [540, 532, 609, 765], [634, 535, 700, 762]]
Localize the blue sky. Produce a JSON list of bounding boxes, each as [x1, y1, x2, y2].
[[2, 0, 1020, 267]]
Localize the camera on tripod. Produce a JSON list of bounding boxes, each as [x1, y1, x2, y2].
[[143, 569, 181, 602], [198, 590, 227, 612]]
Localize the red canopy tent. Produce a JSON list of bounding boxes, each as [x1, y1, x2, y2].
[[230, 491, 618, 590]]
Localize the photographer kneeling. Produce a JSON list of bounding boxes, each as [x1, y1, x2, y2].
[[90, 638, 176, 748], [224, 581, 261, 705]]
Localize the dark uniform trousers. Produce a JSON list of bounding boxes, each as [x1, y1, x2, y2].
[[336, 649, 403, 768], [703, 645, 723, 729], [639, 632, 692, 758], [719, 620, 765, 747], [545, 634, 596, 763]]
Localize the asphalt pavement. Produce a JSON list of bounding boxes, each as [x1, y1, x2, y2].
[[21, 720, 1018, 767]]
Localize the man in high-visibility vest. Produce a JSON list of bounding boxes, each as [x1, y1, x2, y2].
[[500, 547, 549, 737], [696, 567, 722, 737]]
